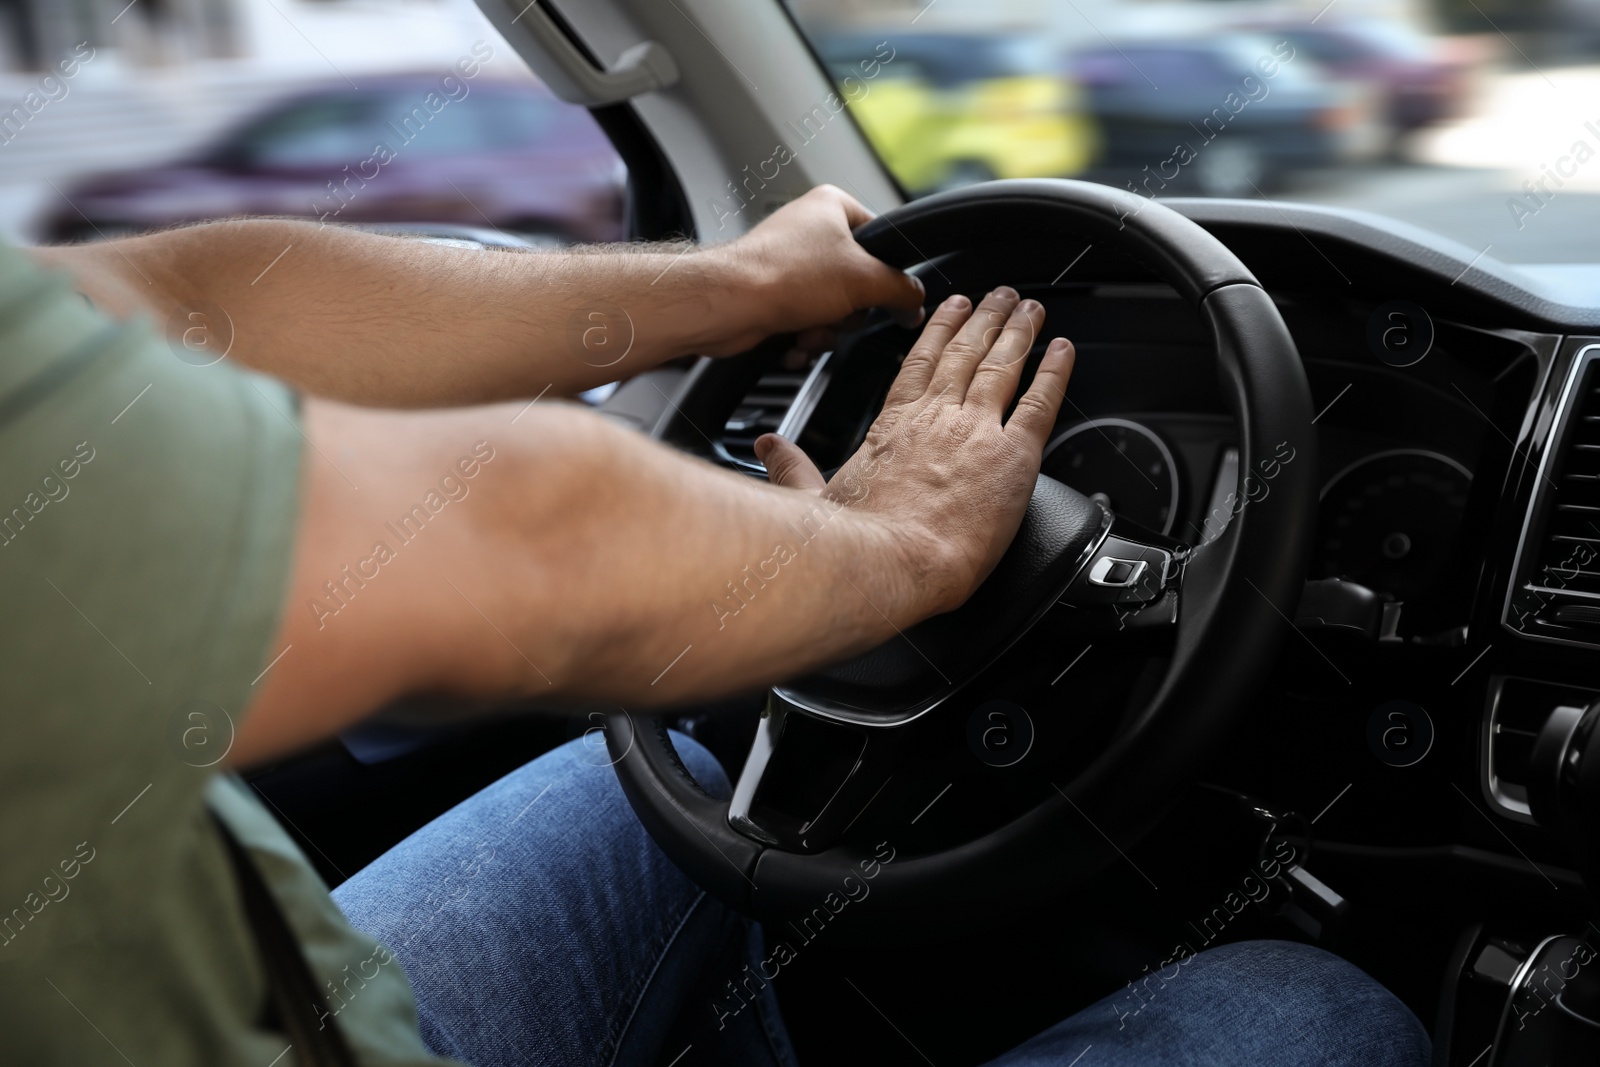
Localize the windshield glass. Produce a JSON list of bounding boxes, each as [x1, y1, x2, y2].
[[785, 1, 1593, 264]]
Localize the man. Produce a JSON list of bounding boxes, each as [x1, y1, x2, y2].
[[1, 186, 1429, 1064]]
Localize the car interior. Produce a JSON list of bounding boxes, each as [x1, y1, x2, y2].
[[76, 0, 1592, 1062]]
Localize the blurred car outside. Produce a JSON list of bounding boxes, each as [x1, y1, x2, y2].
[[1070, 34, 1388, 198], [37, 74, 625, 244], [810, 31, 1097, 194], [1238, 20, 1474, 137]]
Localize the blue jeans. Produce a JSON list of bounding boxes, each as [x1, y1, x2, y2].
[[333, 735, 1431, 1067]]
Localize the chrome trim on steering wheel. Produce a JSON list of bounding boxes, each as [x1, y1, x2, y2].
[[726, 701, 786, 844]]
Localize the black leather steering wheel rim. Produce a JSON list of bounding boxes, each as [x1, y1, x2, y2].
[[608, 179, 1318, 929]]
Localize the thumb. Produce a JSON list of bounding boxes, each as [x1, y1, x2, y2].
[[754, 434, 826, 491]]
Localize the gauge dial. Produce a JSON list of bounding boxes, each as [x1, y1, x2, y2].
[[1315, 449, 1472, 603], [1041, 418, 1179, 535]]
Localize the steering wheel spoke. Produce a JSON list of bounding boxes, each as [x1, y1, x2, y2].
[[727, 695, 901, 853], [1057, 517, 1186, 632]]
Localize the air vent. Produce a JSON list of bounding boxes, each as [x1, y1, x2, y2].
[[717, 353, 829, 471], [1504, 347, 1600, 647], [1483, 676, 1600, 823]]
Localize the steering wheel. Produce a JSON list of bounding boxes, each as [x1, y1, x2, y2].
[[606, 179, 1317, 930]]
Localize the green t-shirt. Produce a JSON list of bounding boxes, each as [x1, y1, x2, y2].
[[0, 243, 458, 1065]]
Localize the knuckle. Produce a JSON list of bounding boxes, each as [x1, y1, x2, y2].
[[1012, 393, 1051, 421], [899, 349, 937, 377], [943, 339, 981, 363], [947, 407, 981, 443], [863, 420, 898, 456]]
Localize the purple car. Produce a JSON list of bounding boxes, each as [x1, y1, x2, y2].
[[1243, 22, 1471, 132], [40, 75, 625, 243]]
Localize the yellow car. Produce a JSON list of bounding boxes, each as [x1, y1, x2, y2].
[[816, 32, 1097, 193]]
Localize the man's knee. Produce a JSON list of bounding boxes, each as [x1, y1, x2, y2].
[[1163, 940, 1431, 1065], [547, 724, 731, 802], [667, 729, 732, 799]]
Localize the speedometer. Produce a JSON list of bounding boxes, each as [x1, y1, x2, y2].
[[1315, 449, 1472, 602], [1041, 418, 1179, 535]]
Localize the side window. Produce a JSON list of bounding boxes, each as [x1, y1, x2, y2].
[[13, 15, 626, 245]]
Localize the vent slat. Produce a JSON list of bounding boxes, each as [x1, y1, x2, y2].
[[1518, 358, 1600, 631], [718, 360, 819, 466]]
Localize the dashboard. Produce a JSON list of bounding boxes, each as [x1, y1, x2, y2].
[[753, 270, 1514, 641], [617, 197, 1598, 876], [584, 195, 1600, 1065]]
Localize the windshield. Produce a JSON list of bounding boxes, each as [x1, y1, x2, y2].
[[786, 1, 1592, 264]]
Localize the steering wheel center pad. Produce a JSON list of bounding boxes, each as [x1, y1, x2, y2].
[[777, 474, 1111, 723]]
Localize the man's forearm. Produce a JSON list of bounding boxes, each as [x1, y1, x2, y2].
[[32, 219, 766, 405], [235, 399, 931, 764], [236, 286, 1068, 765], [30, 187, 925, 411]]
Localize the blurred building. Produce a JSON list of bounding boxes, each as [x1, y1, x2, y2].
[[1, 0, 243, 70], [0, 0, 527, 241], [789, 0, 1439, 49]]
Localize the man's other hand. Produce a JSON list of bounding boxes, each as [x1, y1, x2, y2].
[[702, 184, 927, 357]]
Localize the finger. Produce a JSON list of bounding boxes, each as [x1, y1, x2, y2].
[[845, 253, 926, 325], [813, 184, 926, 325], [964, 298, 1045, 416], [822, 184, 875, 229], [795, 326, 836, 354], [834, 309, 871, 334], [882, 294, 973, 407], [928, 287, 1021, 402], [888, 282, 927, 330], [754, 433, 827, 491], [1006, 338, 1077, 447]]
